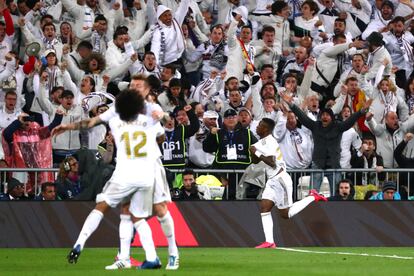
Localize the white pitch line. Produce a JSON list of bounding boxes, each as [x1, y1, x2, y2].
[[275, 247, 414, 260]]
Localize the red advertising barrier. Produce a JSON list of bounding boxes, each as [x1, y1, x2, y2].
[[131, 203, 199, 247]]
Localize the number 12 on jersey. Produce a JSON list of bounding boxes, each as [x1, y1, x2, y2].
[[120, 131, 147, 159]]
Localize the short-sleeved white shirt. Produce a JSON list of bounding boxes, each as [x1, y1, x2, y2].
[[100, 101, 164, 157], [253, 134, 286, 178], [107, 113, 164, 186]]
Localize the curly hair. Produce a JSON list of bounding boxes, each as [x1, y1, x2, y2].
[[115, 89, 145, 121], [81, 52, 106, 73]]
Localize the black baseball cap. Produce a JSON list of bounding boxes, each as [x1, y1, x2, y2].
[[224, 109, 237, 118]]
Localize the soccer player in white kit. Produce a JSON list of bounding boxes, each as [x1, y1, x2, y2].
[[55, 90, 163, 269], [251, 118, 327, 249], [105, 75, 179, 270]]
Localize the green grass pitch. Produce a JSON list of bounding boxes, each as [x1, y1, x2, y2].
[[0, 247, 413, 275]]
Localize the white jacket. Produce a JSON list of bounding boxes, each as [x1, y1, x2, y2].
[[104, 41, 134, 83], [21, 25, 63, 62], [249, 14, 290, 52], [335, 0, 372, 38], [252, 39, 281, 72], [311, 42, 351, 88], [366, 114, 414, 168], [365, 46, 392, 82], [37, 83, 85, 150], [369, 89, 409, 123], [274, 113, 313, 169], [61, 0, 94, 40], [150, 0, 190, 66], [225, 19, 255, 81]]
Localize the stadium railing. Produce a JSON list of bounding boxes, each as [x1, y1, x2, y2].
[[0, 168, 413, 200]]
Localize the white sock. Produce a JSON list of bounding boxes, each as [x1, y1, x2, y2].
[[158, 211, 178, 256], [261, 212, 274, 244], [118, 214, 133, 261], [134, 220, 157, 262], [75, 209, 104, 250], [288, 196, 315, 218]]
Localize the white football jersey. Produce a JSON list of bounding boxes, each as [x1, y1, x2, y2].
[[253, 134, 286, 178], [108, 113, 164, 186], [100, 101, 164, 157]]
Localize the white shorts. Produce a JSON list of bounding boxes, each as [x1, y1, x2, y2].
[[262, 171, 293, 209], [96, 177, 154, 218], [153, 158, 171, 204]]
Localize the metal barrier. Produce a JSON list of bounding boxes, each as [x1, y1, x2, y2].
[[0, 168, 59, 195], [1, 167, 413, 200], [168, 168, 414, 200]]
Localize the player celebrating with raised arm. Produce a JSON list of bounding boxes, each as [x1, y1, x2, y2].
[[252, 118, 327, 249], [54, 90, 163, 269]]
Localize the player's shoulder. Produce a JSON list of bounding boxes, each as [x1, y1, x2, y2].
[[100, 106, 117, 122], [145, 101, 163, 112], [261, 135, 278, 146]]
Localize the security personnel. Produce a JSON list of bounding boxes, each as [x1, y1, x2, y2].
[[160, 105, 200, 169], [203, 109, 258, 199]]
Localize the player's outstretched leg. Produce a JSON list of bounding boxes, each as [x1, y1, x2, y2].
[[155, 203, 179, 270], [283, 189, 327, 219], [256, 199, 276, 249], [68, 207, 105, 264]]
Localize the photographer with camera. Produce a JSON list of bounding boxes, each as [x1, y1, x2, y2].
[[1, 111, 63, 195]]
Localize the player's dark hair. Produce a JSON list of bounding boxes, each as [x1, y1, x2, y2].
[[261, 118, 276, 132], [115, 89, 145, 121]]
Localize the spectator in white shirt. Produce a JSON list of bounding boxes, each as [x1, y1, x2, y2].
[[274, 110, 313, 169], [0, 91, 20, 131], [339, 105, 362, 169], [150, 1, 190, 67]]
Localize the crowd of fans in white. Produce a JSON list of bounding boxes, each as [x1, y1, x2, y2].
[[0, 0, 414, 200]]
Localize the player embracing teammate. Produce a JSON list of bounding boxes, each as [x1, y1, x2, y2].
[[54, 75, 179, 270]]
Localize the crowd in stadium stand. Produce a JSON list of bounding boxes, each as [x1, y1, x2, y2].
[[0, 0, 414, 201]]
